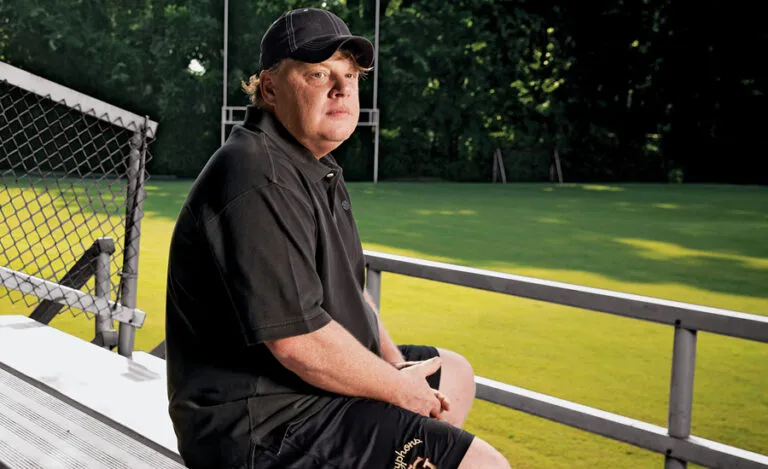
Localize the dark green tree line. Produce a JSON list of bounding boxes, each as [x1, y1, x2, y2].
[[1, 0, 765, 183]]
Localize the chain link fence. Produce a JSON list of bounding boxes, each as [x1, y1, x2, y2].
[[0, 61, 156, 356]]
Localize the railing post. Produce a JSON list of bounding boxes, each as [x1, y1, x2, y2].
[[665, 324, 697, 468], [366, 267, 382, 312], [93, 239, 117, 348], [117, 124, 147, 358]]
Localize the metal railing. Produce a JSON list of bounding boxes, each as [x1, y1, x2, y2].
[[0, 60, 156, 357], [364, 250, 768, 469], [221, 105, 379, 127]]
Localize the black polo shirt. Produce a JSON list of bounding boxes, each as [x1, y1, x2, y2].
[[165, 107, 381, 468]]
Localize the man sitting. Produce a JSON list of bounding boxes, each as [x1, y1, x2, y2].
[[165, 7, 511, 469]]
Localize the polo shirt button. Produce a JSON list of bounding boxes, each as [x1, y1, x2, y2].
[[326, 172, 335, 178], [341, 200, 351, 211]]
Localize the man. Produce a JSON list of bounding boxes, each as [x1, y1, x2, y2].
[[165, 7, 510, 469]]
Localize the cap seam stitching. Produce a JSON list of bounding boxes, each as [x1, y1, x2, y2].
[[323, 10, 342, 35], [288, 11, 296, 51]]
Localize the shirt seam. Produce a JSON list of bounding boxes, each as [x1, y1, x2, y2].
[[253, 307, 328, 331]]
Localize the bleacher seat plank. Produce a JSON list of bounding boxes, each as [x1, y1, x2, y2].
[[0, 363, 184, 468], [0, 315, 181, 466]]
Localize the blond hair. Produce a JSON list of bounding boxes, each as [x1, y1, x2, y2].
[[241, 50, 372, 108]]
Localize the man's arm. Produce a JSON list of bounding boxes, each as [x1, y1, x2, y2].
[[265, 320, 441, 418], [363, 289, 404, 364]]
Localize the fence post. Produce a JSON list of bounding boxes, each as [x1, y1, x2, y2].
[[665, 324, 697, 468], [117, 122, 148, 358], [366, 267, 382, 312], [93, 238, 117, 348]]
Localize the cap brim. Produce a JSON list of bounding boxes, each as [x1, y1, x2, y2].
[[291, 36, 375, 68]]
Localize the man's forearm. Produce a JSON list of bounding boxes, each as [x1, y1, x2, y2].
[[265, 320, 405, 404], [364, 289, 404, 364]]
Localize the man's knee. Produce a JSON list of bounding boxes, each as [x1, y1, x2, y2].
[[435, 348, 476, 427], [437, 348, 475, 391], [458, 437, 510, 469]]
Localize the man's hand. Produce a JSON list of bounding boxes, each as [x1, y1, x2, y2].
[[395, 357, 450, 419], [432, 389, 451, 417], [395, 359, 451, 418], [392, 361, 422, 370], [267, 322, 449, 420]]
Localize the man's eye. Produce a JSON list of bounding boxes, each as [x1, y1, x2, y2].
[[310, 72, 326, 79], [346, 73, 358, 79]]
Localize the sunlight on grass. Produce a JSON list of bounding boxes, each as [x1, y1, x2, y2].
[[580, 184, 625, 191], [0, 182, 128, 312], [536, 217, 567, 224], [617, 238, 768, 270], [414, 209, 477, 216], [652, 203, 679, 209]]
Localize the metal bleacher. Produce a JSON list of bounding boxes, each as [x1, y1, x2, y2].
[[1, 60, 180, 468], [0, 315, 181, 468]]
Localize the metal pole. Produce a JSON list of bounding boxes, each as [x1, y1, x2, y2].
[[221, 109, 226, 147], [221, 0, 229, 146], [366, 267, 382, 311], [372, 0, 380, 183], [373, 114, 380, 184], [118, 126, 147, 358], [93, 242, 114, 348], [665, 325, 697, 468]]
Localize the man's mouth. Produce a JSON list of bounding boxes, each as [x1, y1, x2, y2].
[[327, 108, 350, 116]]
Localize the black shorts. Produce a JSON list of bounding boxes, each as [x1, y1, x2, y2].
[[250, 345, 475, 468]]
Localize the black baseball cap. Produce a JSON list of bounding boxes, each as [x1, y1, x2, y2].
[[259, 8, 375, 70]]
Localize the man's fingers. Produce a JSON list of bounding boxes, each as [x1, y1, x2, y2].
[[434, 390, 451, 412], [414, 356, 442, 376], [393, 361, 420, 370], [428, 395, 443, 419]]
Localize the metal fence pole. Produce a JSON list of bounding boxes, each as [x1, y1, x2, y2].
[[366, 268, 382, 311], [93, 238, 116, 348], [665, 324, 698, 469], [117, 123, 147, 357]]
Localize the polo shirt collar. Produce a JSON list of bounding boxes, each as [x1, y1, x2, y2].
[[245, 106, 341, 182]]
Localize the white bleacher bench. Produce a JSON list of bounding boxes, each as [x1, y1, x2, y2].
[[0, 315, 182, 468]]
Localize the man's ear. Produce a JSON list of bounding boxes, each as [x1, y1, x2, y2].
[[260, 72, 278, 108]]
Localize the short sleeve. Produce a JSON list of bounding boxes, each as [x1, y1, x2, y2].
[[205, 183, 331, 344]]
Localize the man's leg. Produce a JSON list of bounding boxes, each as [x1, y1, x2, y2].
[[458, 437, 511, 469], [398, 345, 476, 428], [263, 397, 476, 468], [399, 347, 509, 467], [435, 347, 476, 428]]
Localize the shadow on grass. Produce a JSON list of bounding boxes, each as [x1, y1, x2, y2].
[[141, 180, 194, 220]]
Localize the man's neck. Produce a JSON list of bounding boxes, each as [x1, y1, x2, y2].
[[270, 112, 339, 159]]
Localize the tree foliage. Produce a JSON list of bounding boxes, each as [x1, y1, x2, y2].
[[1, 0, 765, 183]]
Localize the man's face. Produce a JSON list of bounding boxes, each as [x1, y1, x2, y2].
[[268, 51, 360, 157]]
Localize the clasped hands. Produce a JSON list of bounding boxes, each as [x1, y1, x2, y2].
[[392, 357, 451, 420]]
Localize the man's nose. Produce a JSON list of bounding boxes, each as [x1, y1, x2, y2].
[[331, 77, 351, 97]]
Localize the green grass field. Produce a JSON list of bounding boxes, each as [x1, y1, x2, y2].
[[2, 181, 767, 468]]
